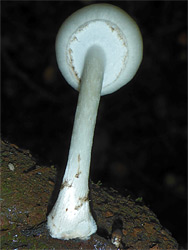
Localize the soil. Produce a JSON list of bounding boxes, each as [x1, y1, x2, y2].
[[1, 139, 178, 249]]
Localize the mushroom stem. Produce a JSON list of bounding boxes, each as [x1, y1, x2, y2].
[[65, 45, 105, 189], [47, 45, 105, 240]]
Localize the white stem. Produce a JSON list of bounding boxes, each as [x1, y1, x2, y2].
[[64, 45, 105, 191], [47, 45, 105, 240]]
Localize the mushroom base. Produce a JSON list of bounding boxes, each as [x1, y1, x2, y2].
[[47, 188, 97, 240]]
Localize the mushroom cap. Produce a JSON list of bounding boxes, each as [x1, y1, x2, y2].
[[56, 3, 143, 95]]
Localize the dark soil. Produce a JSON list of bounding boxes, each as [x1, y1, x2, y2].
[[1, 139, 178, 249]]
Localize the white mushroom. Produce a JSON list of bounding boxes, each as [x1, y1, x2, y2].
[[47, 3, 143, 240]]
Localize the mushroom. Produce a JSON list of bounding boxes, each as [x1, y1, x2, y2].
[[47, 3, 143, 240]]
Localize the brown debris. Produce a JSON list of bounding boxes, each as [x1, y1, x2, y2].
[[104, 211, 114, 218], [1, 139, 179, 249]]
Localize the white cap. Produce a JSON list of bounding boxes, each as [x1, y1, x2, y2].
[[56, 3, 143, 95]]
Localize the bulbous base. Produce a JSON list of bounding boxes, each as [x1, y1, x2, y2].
[[47, 188, 97, 240]]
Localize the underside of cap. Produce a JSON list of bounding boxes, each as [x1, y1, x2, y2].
[[56, 3, 143, 95]]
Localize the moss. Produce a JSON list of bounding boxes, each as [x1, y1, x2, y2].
[[1, 139, 179, 249]]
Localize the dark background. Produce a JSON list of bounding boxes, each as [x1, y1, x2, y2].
[[2, 1, 187, 248]]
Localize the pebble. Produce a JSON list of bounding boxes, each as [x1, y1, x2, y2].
[[8, 163, 15, 171]]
